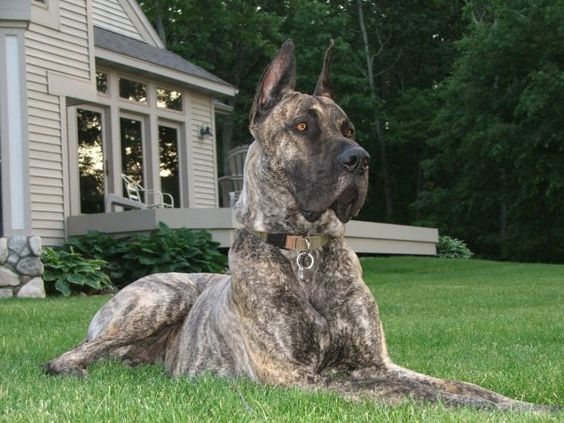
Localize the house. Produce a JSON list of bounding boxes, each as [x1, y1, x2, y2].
[[0, 0, 437, 298], [0, 0, 236, 244]]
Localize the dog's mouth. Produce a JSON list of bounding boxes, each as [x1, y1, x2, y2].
[[300, 184, 364, 223], [330, 185, 361, 223]]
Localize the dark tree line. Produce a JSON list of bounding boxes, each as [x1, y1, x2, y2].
[[140, 0, 564, 262]]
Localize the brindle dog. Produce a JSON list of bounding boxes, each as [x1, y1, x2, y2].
[[45, 41, 551, 412]]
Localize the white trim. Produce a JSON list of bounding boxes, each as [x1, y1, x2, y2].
[[210, 98, 219, 207], [96, 48, 238, 97], [120, 0, 165, 48], [47, 71, 98, 102], [0, 0, 31, 22], [5, 36, 27, 231], [213, 99, 234, 114], [60, 96, 70, 222], [66, 106, 80, 216], [183, 91, 195, 207], [85, 0, 97, 88]]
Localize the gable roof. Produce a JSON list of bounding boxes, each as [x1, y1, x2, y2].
[[94, 27, 235, 95], [121, 0, 165, 48], [92, 0, 165, 48]]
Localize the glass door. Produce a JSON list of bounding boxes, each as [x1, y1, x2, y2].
[[120, 116, 145, 186], [158, 123, 181, 208], [76, 108, 107, 214]]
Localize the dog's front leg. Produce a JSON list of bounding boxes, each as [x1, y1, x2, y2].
[[230, 243, 332, 386], [234, 274, 330, 387]]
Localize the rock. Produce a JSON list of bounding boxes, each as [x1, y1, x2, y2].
[[0, 288, 14, 299], [28, 236, 42, 256], [16, 257, 44, 276], [8, 235, 27, 254], [7, 254, 19, 267], [0, 266, 20, 286], [0, 238, 8, 264], [19, 245, 31, 258], [16, 277, 46, 299]]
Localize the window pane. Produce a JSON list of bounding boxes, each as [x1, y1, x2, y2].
[[77, 109, 105, 214], [119, 78, 147, 103], [120, 118, 144, 185], [96, 72, 108, 94], [156, 88, 183, 111], [159, 125, 180, 207]]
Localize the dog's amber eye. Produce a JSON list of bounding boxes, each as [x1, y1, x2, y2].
[[295, 122, 308, 132], [344, 128, 354, 138]]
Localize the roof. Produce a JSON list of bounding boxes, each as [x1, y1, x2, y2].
[[94, 27, 232, 89]]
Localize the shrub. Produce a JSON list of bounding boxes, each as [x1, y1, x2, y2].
[[42, 247, 116, 296], [66, 230, 124, 261], [437, 235, 474, 259], [67, 223, 227, 288], [110, 223, 227, 286]]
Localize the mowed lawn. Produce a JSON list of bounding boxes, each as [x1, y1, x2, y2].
[[0, 257, 562, 422]]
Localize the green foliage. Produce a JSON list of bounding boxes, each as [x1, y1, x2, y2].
[[42, 247, 115, 296], [437, 236, 474, 259], [417, 0, 564, 262], [138, 1, 564, 262], [68, 223, 227, 288]]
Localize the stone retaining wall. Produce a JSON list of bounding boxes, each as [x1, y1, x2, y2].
[[0, 235, 45, 299]]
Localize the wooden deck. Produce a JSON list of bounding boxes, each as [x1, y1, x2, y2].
[[66, 208, 438, 255]]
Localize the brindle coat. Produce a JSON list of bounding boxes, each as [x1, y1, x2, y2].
[[45, 41, 552, 412]]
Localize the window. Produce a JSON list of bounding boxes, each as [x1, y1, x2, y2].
[[119, 78, 147, 103], [156, 88, 183, 111], [77, 109, 106, 213], [159, 125, 181, 207], [120, 117, 145, 185], [96, 72, 108, 94]]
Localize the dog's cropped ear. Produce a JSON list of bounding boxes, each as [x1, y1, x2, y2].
[[250, 39, 296, 122], [313, 39, 336, 99]]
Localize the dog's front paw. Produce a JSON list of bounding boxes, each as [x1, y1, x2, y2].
[[42, 360, 87, 378]]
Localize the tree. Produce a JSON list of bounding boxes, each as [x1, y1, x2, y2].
[[418, 0, 564, 261]]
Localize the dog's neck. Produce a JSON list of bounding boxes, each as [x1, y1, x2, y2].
[[233, 141, 346, 238]]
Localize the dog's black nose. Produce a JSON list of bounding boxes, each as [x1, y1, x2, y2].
[[338, 146, 370, 173]]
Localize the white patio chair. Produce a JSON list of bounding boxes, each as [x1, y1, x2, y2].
[[218, 144, 249, 207], [121, 173, 174, 209]]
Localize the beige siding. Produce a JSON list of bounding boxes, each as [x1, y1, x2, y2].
[[92, 0, 143, 41], [25, 0, 92, 245], [191, 93, 218, 207]]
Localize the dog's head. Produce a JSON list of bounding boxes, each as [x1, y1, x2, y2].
[[239, 40, 369, 235]]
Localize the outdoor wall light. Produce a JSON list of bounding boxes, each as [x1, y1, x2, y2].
[[199, 125, 213, 139]]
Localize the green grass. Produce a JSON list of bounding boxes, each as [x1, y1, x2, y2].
[[1, 257, 562, 422]]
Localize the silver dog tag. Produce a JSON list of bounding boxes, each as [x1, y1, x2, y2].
[[296, 251, 314, 281]]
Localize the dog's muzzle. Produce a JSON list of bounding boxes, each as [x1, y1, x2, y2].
[[301, 149, 370, 223], [338, 146, 370, 175]]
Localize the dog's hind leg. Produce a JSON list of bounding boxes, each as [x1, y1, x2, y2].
[[327, 365, 549, 412], [44, 273, 223, 376]]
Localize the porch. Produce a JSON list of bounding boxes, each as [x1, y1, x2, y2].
[[66, 208, 438, 255]]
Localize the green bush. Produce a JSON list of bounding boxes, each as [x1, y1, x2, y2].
[[67, 223, 227, 288], [437, 235, 474, 259], [42, 247, 116, 296]]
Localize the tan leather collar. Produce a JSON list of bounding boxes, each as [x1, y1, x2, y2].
[[252, 231, 331, 251]]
